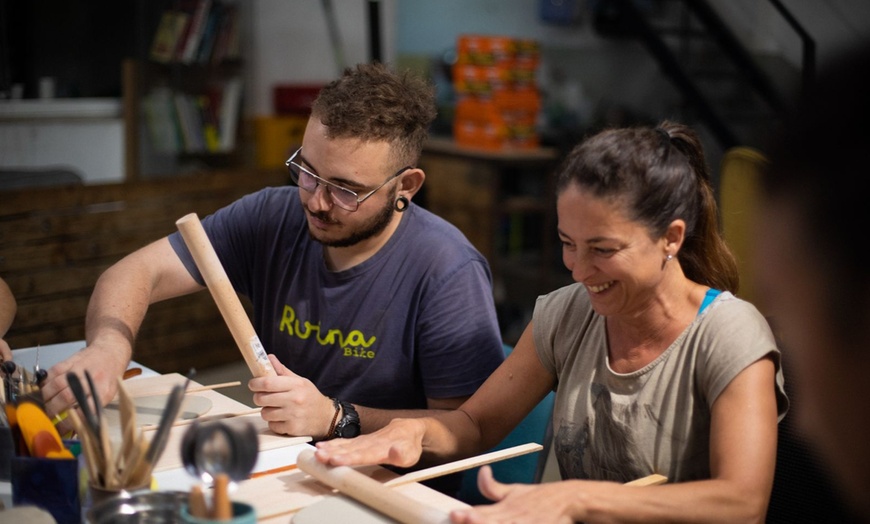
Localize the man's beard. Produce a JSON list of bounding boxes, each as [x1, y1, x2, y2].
[[308, 187, 398, 248]]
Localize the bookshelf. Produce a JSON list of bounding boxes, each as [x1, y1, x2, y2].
[[124, 0, 249, 181]]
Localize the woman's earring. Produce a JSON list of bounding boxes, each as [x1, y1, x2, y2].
[[394, 195, 409, 212], [666, 254, 674, 262]]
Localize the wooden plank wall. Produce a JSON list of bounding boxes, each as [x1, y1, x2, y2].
[[0, 169, 289, 374]]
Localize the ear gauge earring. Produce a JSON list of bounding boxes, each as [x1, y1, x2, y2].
[[394, 195, 409, 212]]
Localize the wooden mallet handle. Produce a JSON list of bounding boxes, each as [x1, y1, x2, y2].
[[176, 212, 276, 378], [296, 449, 449, 524]]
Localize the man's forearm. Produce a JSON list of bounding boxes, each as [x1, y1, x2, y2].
[[84, 263, 154, 359]]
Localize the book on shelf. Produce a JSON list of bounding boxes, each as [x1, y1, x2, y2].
[[149, 0, 240, 65], [219, 77, 242, 151], [197, 90, 222, 152], [179, 0, 213, 64], [210, 4, 240, 65], [141, 78, 241, 155], [196, 4, 222, 64], [149, 9, 190, 63], [142, 87, 182, 154], [173, 93, 200, 152]]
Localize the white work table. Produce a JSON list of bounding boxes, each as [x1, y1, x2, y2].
[[1, 341, 469, 522]]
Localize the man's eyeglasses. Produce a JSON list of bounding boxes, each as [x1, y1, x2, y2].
[[285, 147, 412, 212]]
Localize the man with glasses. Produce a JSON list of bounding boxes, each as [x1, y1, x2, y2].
[[42, 63, 504, 454]]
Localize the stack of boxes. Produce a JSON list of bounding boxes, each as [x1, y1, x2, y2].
[[452, 35, 542, 150]]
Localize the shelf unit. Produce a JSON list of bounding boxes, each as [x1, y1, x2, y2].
[[418, 137, 570, 311], [124, 0, 250, 181], [123, 59, 247, 180]]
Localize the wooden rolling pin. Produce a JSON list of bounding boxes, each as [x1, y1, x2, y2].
[[176, 213, 276, 378], [296, 449, 450, 524]]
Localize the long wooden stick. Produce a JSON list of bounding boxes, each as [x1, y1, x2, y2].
[[251, 443, 543, 484], [186, 381, 242, 394], [625, 473, 668, 486], [132, 381, 243, 398], [140, 407, 262, 431], [176, 213, 276, 378], [384, 442, 543, 487]]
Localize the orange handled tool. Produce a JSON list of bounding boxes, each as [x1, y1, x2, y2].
[[16, 401, 74, 459]]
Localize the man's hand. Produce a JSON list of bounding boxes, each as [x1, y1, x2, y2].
[[249, 354, 336, 439], [39, 342, 130, 435], [0, 338, 11, 362]]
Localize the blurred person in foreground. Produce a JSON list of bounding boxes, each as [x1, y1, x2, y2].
[[315, 121, 789, 522], [40, 63, 504, 449], [754, 39, 870, 519]]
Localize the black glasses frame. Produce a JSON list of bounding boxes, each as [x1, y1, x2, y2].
[[285, 147, 412, 212]]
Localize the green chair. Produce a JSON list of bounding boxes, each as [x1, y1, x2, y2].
[[457, 344, 556, 505]]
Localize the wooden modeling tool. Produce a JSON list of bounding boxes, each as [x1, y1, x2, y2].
[[212, 472, 233, 520], [176, 213, 276, 378], [384, 442, 542, 487], [625, 473, 668, 486], [188, 484, 209, 519]]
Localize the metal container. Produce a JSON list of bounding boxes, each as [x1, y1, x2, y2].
[[85, 490, 187, 524]]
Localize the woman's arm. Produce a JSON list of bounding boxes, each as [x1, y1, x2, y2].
[[314, 323, 556, 468], [457, 356, 780, 524]]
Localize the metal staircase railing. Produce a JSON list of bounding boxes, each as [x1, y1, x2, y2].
[[604, 0, 814, 150]]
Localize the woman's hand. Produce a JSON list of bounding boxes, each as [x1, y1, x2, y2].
[[313, 418, 427, 468], [449, 467, 578, 524]]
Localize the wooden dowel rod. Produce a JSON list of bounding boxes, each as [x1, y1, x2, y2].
[[140, 408, 262, 431], [186, 381, 242, 394], [384, 442, 543, 487], [624, 473, 668, 486], [132, 381, 243, 398], [176, 212, 276, 378]]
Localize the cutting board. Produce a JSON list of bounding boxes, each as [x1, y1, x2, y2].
[[105, 373, 311, 472], [103, 394, 213, 426]]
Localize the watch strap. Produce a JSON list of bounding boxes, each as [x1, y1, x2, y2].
[[324, 397, 341, 440], [332, 399, 360, 438]]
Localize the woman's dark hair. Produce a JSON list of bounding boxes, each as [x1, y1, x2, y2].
[[555, 121, 739, 293]]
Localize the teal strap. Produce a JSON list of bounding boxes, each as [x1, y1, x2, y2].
[[699, 288, 722, 315]]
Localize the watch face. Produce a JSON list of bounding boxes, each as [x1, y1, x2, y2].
[[337, 422, 360, 438]]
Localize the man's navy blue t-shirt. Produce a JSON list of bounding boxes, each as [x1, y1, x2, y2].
[[168, 186, 504, 409]]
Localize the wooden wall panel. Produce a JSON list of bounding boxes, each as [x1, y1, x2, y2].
[[0, 169, 288, 374]]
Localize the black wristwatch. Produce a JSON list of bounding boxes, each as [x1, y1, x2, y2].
[[332, 399, 361, 439]]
